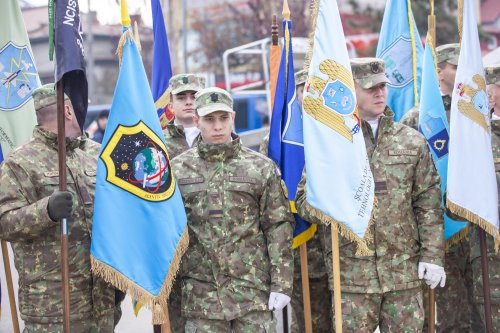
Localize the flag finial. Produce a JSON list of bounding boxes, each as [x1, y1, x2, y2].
[[282, 0, 290, 21], [121, 0, 131, 27]]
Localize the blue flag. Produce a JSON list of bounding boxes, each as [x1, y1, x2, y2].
[[90, 20, 188, 324], [268, 19, 315, 249], [376, 0, 423, 121], [151, 0, 174, 128], [418, 35, 468, 245]]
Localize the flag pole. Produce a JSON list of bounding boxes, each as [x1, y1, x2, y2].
[[1, 241, 20, 333], [331, 226, 343, 333], [56, 80, 71, 332], [160, 305, 172, 333], [269, 14, 280, 116], [479, 229, 494, 333], [299, 244, 313, 333]]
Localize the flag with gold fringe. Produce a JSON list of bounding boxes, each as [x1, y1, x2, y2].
[[90, 1, 188, 324], [446, 0, 499, 241], [301, 0, 375, 255]]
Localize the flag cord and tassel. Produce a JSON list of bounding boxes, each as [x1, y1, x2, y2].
[[407, 0, 419, 107], [302, 0, 320, 73], [1, 241, 20, 333]]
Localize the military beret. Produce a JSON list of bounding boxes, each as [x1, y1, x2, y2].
[[195, 87, 234, 117], [436, 43, 460, 65], [295, 69, 308, 86], [350, 57, 390, 89], [32, 83, 69, 112], [169, 73, 206, 95], [485, 64, 500, 85]]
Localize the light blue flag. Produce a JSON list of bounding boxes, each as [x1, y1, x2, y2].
[[376, 0, 423, 121], [90, 22, 188, 323], [418, 35, 468, 245], [302, 0, 375, 255]]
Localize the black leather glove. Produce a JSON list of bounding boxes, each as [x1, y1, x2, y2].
[[47, 191, 73, 222]]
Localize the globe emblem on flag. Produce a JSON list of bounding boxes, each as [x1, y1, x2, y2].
[[132, 146, 169, 189]]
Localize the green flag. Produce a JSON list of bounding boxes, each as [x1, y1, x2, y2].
[[0, 0, 40, 162]]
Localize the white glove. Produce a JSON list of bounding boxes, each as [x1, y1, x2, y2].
[[268, 292, 291, 311], [418, 262, 446, 289]]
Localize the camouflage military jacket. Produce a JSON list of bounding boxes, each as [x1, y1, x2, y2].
[[296, 108, 444, 294], [0, 127, 115, 324], [400, 95, 452, 130], [162, 122, 190, 159], [171, 135, 295, 320], [259, 133, 328, 279]]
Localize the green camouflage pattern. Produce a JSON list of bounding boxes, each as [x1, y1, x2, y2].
[[31, 83, 69, 111], [195, 87, 234, 116], [171, 135, 294, 321], [351, 57, 390, 89], [23, 314, 114, 333], [184, 310, 275, 333], [0, 127, 115, 325], [162, 121, 191, 160], [436, 43, 460, 65], [169, 73, 206, 95], [486, 64, 500, 85], [296, 107, 444, 295], [338, 288, 424, 332], [259, 134, 332, 332], [470, 118, 500, 331]]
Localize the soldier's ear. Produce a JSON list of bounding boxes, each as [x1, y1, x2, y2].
[[193, 114, 200, 128], [64, 104, 73, 120]]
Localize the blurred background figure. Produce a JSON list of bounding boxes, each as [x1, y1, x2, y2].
[[92, 110, 110, 143]]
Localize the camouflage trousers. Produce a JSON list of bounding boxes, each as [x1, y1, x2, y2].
[[291, 275, 332, 333], [184, 310, 275, 333], [23, 315, 114, 333], [169, 278, 187, 333], [337, 288, 424, 333]]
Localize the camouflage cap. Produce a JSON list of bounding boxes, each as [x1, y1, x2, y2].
[[350, 57, 390, 89], [32, 83, 69, 112], [195, 87, 234, 117], [436, 43, 460, 65], [295, 69, 308, 86], [169, 73, 206, 95], [485, 64, 500, 85]]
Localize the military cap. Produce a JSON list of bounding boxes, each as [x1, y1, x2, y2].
[[295, 69, 308, 86], [436, 43, 460, 65], [485, 64, 500, 85], [350, 57, 390, 89], [32, 83, 69, 112], [169, 73, 206, 95], [195, 87, 234, 117]]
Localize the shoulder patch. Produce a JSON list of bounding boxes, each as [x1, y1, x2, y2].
[[388, 149, 418, 156]]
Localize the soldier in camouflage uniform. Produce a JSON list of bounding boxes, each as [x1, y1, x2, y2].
[[469, 64, 500, 331], [163, 74, 206, 159], [296, 58, 446, 332], [0, 84, 116, 332], [171, 87, 295, 332], [260, 69, 333, 333], [163, 73, 206, 332], [401, 44, 483, 333]]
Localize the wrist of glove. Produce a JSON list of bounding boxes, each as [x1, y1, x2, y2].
[[47, 191, 74, 222], [268, 292, 291, 311], [418, 262, 446, 289]]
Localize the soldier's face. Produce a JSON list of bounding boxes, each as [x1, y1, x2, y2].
[[171, 91, 197, 125], [355, 82, 387, 121], [488, 84, 500, 111], [194, 111, 235, 145], [437, 63, 457, 96]]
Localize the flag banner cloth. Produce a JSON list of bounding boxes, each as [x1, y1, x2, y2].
[[51, 0, 88, 131], [446, 0, 499, 241], [418, 34, 468, 247], [302, 0, 375, 255], [376, 0, 423, 122], [91, 10, 188, 323], [268, 19, 316, 249], [151, 0, 174, 128], [0, 0, 40, 162]]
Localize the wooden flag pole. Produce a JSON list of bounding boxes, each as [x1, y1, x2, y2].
[[161, 304, 172, 333], [331, 226, 343, 333], [56, 80, 71, 332], [269, 14, 280, 114], [1, 240, 20, 333], [479, 229, 493, 333], [299, 244, 313, 333], [428, 288, 436, 333]]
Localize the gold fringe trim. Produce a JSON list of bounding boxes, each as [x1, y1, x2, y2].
[[302, 199, 374, 256], [445, 224, 470, 250], [457, 0, 464, 43], [446, 200, 500, 242], [91, 228, 189, 324], [116, 29, 134, 66], [302, 0, 320, 73], [155, 88, 171, 110]]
